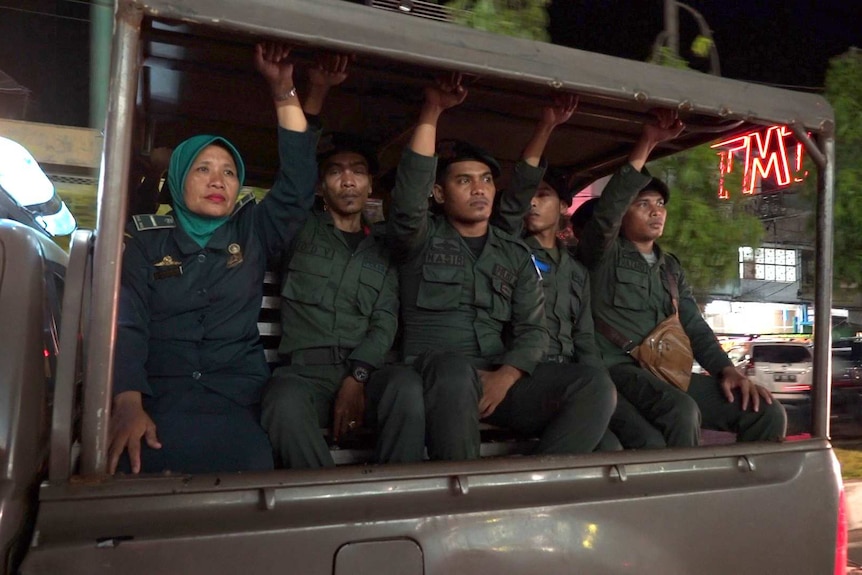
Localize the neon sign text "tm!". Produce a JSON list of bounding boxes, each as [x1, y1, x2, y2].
[[711, 126, 808, 199]]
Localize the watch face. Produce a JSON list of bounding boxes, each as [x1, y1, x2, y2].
[[353, 366, 370, 382]]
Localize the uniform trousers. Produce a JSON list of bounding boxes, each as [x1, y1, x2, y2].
[[412, 351, 616, 461], [262, 363, 425, 468], [607, 394, 668, 449], [117, 378, 274, 474], [608, 362, 787, 447]]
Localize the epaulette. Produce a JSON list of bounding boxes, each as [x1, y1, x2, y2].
[[132, 214, 176, 231], [496, 229, 533, 254], [232, 192, 256, 215]]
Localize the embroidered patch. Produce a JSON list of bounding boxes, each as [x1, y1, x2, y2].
[[492, 263, 517, 285], [430, 237, 461, 254], [618, 255, 650, 274], [295, 240, 334, 259], [153, 266, 183, 280], [425, 251, 465, 266], [362, 260, 387, 274]]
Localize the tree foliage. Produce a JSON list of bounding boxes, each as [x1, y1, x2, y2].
[[648, 144, 764, 297], [444, 0, 550, 41], [826, 48, 862, 287]]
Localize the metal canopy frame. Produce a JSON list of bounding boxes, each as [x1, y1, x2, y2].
[[77, 0, 836, 474]]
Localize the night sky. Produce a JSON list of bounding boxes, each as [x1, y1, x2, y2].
[[1, 0, 860, 127], [548, 0, 862, 90]]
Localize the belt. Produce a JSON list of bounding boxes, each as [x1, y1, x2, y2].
[[287, 346, 352, 366], [543, 354, 573, 364]]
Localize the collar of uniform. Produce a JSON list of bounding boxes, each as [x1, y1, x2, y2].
[[318, 208, 371, 231], [486, 225, 506, 247], [318, 208, 375, 248], [171, 218, 206, 254], [524, 235, 567, 264], [170, 215, 231, 254], [619, 236, 667, 265]]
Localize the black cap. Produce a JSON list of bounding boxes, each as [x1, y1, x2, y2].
[[570, 197, 599, 237], [317, 132, 379, 175], [543, 166, 574, 206], [436, 139, 501, 183], [641, 176, 670, 204]]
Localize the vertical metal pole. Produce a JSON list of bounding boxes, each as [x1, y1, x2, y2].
[[664, 0, 679, 56], [80, 1, 142, 475], [812, 136, 835, 438], [89, 1, 113, 130]]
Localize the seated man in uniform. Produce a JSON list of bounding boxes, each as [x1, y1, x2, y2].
[[263, 60, 423, 469], [495, 168, 666, 450], [575, 109, 786, 446], [384, 75, 615, 461]]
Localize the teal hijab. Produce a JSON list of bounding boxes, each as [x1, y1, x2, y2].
[[167, 135, 246, 248]]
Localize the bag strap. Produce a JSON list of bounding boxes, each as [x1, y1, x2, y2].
[[662, 262, 680, 315], [594, 316, 636, 354], [596, 260, 680, 353]]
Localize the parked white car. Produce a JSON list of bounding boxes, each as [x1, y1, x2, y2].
[[730, 340, 813, 400], [0, 136, 77, 237]]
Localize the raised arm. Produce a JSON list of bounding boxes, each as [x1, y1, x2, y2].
[[253, 42, 320, 256], [496, 95, 577, 235], [576, 110, 684, 268], [386, 74, 466, 260], [255, 42, 308, 133], [303, 52, 350, 117]]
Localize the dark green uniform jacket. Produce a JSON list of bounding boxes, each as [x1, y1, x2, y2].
[[493, 160, 605, 369], [576, 163, 732, 376], [524, 237, 604, 368], [114, 127, 319, 406], [386, 149, 548, 374], [278, 210, 398, 368]]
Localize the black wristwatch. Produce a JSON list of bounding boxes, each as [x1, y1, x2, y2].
[[352, 365, 371, 383]]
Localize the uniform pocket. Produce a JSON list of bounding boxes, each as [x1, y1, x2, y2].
[[356, 266, 386, 315], [416, 265, 464, 311], [489, 277, 513, 320], [281, 255, 332, 305], [613, 267, 649, 310]]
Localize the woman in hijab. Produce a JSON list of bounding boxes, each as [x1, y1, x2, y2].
[[108, 42, 318, 475]]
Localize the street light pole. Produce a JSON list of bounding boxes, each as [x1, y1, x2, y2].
[[664, 0, 679, 57], [660, 0, 721, 76]]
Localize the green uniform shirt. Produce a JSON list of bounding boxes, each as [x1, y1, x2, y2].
[[576, 163, 733, 375], [386, 149, 548, 374], [278, 210, 398, 369], [524, 237, 604, 368], [492, 160, 604, 368]]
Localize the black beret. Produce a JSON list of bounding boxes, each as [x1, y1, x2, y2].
[[317, 132, 379, 175], [642, 176, 670, 204], [570, 197, 599, 236], [543, 166, 574, 206], [436, 139, 501, 182]]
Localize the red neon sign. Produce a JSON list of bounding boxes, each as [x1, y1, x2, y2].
[[711, 126, 808, 199]]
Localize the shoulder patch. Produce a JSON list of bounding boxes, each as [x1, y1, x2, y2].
[[133, 214, 176, 231], [232, 192, 256, 215]]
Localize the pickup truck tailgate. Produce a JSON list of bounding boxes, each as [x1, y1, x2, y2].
[[22, 441, 840, 575]]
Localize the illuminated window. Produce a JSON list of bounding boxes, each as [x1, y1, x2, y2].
[[739, 247, 797, 283]]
